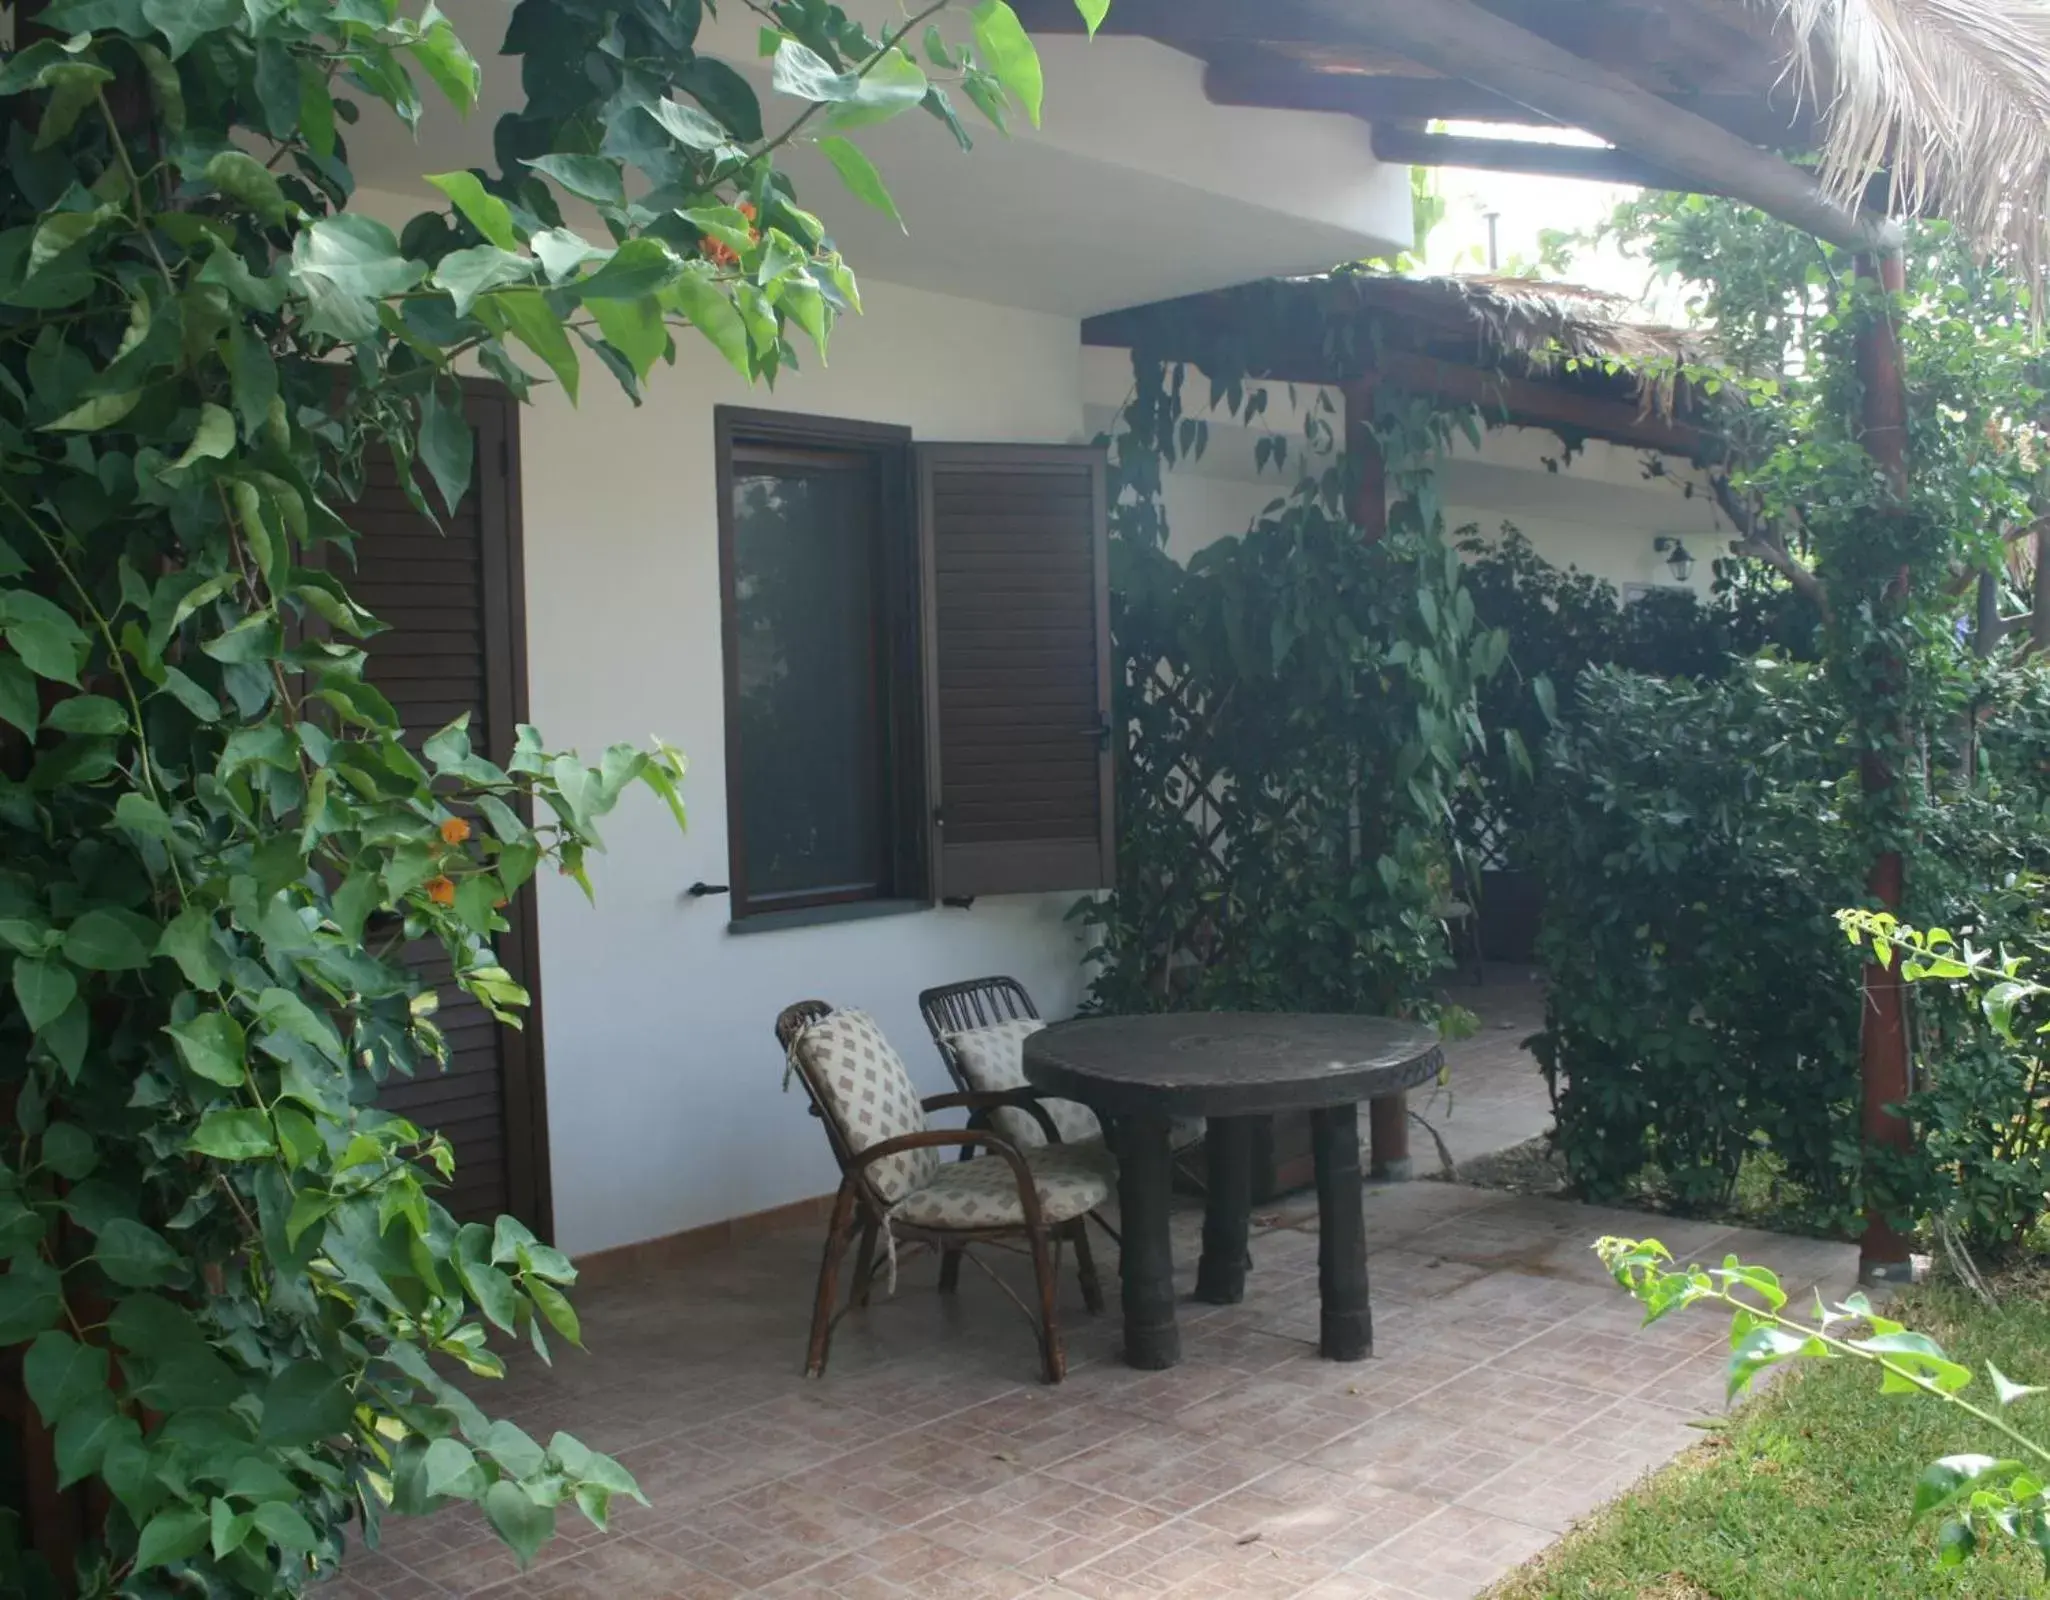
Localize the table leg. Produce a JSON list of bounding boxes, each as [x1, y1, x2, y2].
[[1368, 1093, 1412, 1182], [1114, 1112, 1181, 1370], [1194, 1115, 1255, 1305], [1311, 1101, 1373, 1361]]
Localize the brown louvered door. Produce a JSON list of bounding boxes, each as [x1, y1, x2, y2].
[[348, 384, 550, 1235], [917, 444, 1114, 897]]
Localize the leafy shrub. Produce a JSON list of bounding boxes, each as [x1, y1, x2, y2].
[[1458, 525, 1815, 862], [1538, 652, 2050, 1244], [1532, 662, 1867, 1229]]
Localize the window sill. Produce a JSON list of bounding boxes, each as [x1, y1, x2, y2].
[[727, 898, 933, 936]]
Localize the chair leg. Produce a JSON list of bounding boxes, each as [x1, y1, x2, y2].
[[851, 1219, 880, 1309], [938, 1245, 963, 1294], [1025, 1222, 1066, 1383], [1070, 1219, 1104, 1314], [806, 1182, 860, 1378]]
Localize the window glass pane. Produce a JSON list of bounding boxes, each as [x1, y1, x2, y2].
[[730, 457, 884, 903]]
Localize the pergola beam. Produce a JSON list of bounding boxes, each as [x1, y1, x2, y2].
[[1204, 61, 1558, 128], [1369, 125, 1706, 195], [1291, 0, 1898, 253]]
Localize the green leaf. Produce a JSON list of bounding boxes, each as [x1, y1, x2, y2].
[[63, 907, 157, 971], [573, 237, 682, 303], [42, 388, 139, 433], [258, 1364, 355, 1446], [0, 1257, 63, 1344], [211, 1498, 253, 1562], [133, 1507, 209, 1573], [157, 908, 227, 988], [48, 694, 127, 736], [821, 49, 931, 134], [205, 150, 293, 224], [816, 136, 904, 231], [482, 1479, 554, 1568], [410, 7, 480, 111], [1073, 0, 1109, 35], [587, 297, 666, 380], [141, 0, 239, 59], [677, 56, 762, 141], [522, 154, 625, 209], [433, 243, 533, 318], [647, 97, 738, 152], [41, 1122, 95, 1181], [531, 227, 603, 283], [972, 1, 1044, 127], [167, 1010, 247, 1087], [0, 655, 36, 736], [188, 1109, 276, 1161], [112, 791, 172, 839], [417, 382, 474, 514], [488, 289, 580, 402], [427, 171, 519, 251], [95, 1217, 183, 1287], [423, 1435, 487, 1499], [55, 1397, 133, 1488], [36, 62, 115, 151], [164, 402, 237, 473], [14, 959, 77, 1031], [294, 218, 421, 297], [528, 1277, 582, 1346], [23, 1332, 110, 1426], [660, 272, 749, 378]]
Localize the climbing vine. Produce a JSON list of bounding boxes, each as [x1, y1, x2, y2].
[[1078, 318, 1507, 1023], [0, 0, 1078, 1593]]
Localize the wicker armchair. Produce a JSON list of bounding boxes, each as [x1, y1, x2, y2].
[[774, 1000, 1105, 1383]]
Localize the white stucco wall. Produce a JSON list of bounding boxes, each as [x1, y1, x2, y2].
[[509, 280, 1092, 1256]]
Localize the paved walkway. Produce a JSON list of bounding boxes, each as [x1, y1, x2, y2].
[[343, 983, 1856, 1599]]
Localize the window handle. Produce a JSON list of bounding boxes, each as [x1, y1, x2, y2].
[[1081, 715, 1113, 750], [687, 881, 729, 898]]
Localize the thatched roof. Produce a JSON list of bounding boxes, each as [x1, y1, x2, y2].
[[1082, 269, 1713, 453], [1764, 0, 2050, 293], [1324, 272, 1707, 376], [1085, 269, 1705, 388]]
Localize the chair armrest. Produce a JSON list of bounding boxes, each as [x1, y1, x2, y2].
[[849, 1128, 1047, 1230], [922, 1088, 1063, 1145]]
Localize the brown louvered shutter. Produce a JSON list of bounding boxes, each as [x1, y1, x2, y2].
[[917, 444, 1113, 898], [347, 385, 550, 1233]]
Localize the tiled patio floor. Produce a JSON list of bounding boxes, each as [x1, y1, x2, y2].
[[341, 981, 1856, 1599]]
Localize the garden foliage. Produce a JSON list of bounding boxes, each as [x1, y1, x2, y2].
[[0, 0, 1071, 1592], [1080, 353, 1506, 1021], [1531, 197, 2050, 1243]]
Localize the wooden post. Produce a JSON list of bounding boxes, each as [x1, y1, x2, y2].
[[1345, 380, 1412, 1177], [1853, 250, 1916, 1284]]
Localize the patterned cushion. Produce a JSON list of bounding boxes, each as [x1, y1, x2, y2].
[[790, 1010, 937, 1203], [893, 1141, 1112, 1231], [945, 1019, 1103, 1148]]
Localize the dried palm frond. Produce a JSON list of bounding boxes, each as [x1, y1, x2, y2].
[[1756, 0, 2050, 292]]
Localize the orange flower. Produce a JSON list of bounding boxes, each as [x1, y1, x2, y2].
[[425, 876, 456, 906], [702, 201, 760, 271], [439, 816, 471, 846]]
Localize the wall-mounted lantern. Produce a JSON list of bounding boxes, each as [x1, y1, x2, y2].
[[1653, 536, 1696, 583]]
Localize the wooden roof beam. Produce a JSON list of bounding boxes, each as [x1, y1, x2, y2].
[[1204, 61, 1560, 128], [1369, 126, 1708, 194], [1293, 0, 1897, 253]]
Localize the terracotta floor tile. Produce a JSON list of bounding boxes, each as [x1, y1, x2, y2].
[[329, 978, 1850, 1600]]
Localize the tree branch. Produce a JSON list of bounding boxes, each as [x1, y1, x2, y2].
[[1710, 468, 1833, 622]]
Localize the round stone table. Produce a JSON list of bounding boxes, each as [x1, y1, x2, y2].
[[1024, 1013, 1443, 1370]]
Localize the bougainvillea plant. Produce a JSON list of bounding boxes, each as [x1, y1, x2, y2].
[[0, 0, 1096, 1592]]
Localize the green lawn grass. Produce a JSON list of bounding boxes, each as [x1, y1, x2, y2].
[[1488, 1282, 2050, 1600]]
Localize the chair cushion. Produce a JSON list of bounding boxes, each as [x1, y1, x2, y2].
[[945, 1019, 1103, 1148], [789, 1010, 937, 1203], [892, 1142, 1112, 1231]]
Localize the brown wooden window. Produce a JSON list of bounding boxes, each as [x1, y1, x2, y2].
[[715, 410, 1112, 926]]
